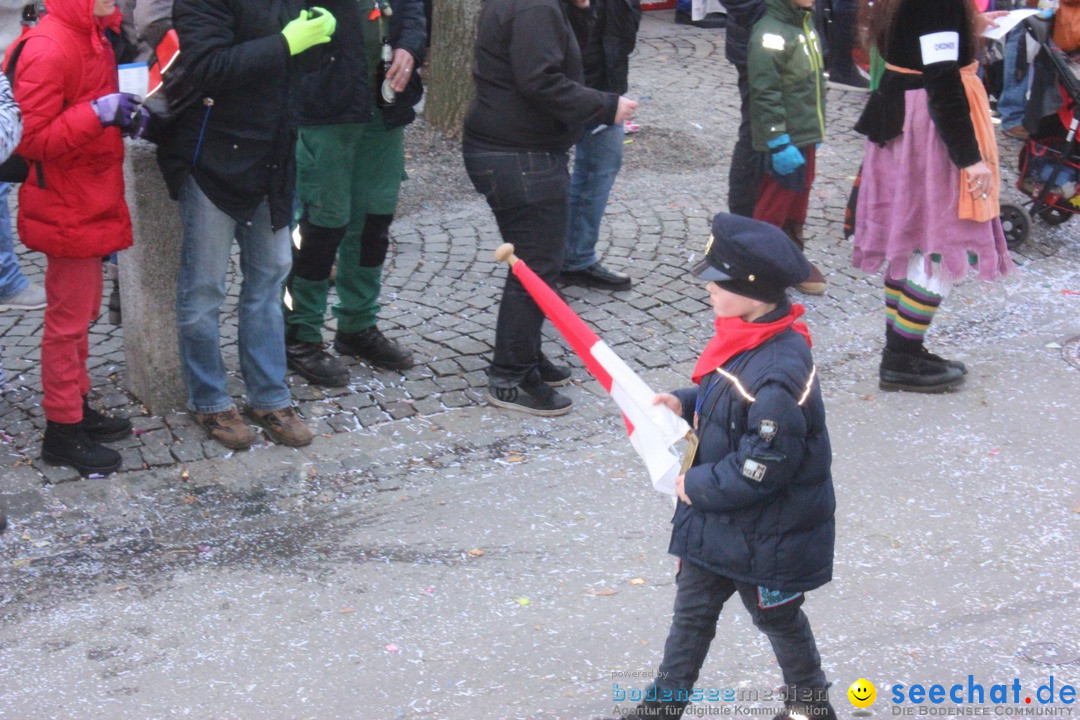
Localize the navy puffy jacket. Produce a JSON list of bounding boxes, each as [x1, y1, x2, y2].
[[669, 302, 835, 592]]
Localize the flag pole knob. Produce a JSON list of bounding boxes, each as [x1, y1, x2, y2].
[[494, 243, 518, 266]]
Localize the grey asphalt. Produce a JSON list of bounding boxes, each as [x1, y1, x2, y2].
[[1, 10, 1079, 720]]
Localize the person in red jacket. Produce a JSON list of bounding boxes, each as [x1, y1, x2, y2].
[[8, 0, 146, 476]]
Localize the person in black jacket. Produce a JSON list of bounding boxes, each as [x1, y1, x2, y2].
[[625, 213, 836, 720], [158, 0, 335, 449], [720, 0, 767, 217], [560, 0, 641, 290], [282, 0, 426, 387], [463, 0, 637, 416]]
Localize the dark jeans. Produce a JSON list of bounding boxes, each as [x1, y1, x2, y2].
[[729, 65, 763, 218], [655, 560, 827, 697], [463, 144, 569, 387]]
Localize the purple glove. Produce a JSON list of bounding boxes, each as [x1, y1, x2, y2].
[[123, 106, 151, 139], [91, 92, 141, 129]]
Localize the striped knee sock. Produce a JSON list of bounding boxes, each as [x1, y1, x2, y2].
[[885, 278, 943, 354]]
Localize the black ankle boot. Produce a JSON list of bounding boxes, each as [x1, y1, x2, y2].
[[81, 396, 132, 442], [334, 326, 414, 371], [880, 348, 965, 393], [42, 420, 122, 477], [286, 337, 350, 387]]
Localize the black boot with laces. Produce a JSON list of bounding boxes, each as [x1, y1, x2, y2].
[[81, 395, 133, 442], [42, 420, 123, 477]]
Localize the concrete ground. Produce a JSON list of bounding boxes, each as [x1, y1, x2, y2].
[[1, 10, 1078, 720]]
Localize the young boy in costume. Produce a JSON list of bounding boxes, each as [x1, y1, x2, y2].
[[627, 213, 837, 720]]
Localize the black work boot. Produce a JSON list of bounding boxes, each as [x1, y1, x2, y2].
[[879, 348, 965, 393], [919, 346, 968, 375], [81, 395, 133, 442], [41, 420, 122, 477], [334, 326, 414, 371], [488, 368, 572, 416], [286, 337, 350, 387]]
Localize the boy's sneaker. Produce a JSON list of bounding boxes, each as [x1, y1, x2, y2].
[[193, 407, 257, 450], [81, 395, 132, 442], [488, 370, 572, 416], [286, 337, 350, 387], [41, 420, 122, 477], [248, 406, 314, 447], [537, 355, 572, 387], [0, 283, 46, 311], [334, 326, 414, 371], [879, 348, 965, 393], [794, 262, 827, 296]]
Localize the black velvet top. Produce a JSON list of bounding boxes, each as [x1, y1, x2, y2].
[[855, 0, 982, 169]]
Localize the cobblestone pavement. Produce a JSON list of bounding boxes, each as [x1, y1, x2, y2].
[[0, 11, 1073, 486]]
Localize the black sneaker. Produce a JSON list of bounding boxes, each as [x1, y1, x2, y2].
[[537, 354, 572, 387], [488, 370, 572, 416], [287, 338, 350, 387], [773, 685, 837, 720], [81, 395, 133, 442], [826, 67, 870, 91], [880, 348, 965, 393], [334, 326, 414, 371], [561, 262, 632, 290], [41, 420, 122, 477], [919, 346, 968, 374]]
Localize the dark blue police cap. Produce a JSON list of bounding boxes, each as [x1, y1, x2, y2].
[[690, 213, 811, 303]]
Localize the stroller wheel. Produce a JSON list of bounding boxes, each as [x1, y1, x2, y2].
[[1000, 203, 1031, 250], [1040, 206, 1073, 226]]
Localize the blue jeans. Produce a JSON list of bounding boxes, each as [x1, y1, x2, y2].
[[0, 183, 30, 302], [176, 175, 292, 414], [463, 144, 568, 386], [564, 123, 624, 272], [999, 27, 1029, 130], [654, 560, 827, 697]]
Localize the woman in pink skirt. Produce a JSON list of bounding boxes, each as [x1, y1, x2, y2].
[[852, 0, 1012, 392]]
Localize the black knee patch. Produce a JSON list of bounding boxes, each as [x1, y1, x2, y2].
[[358, 214, 393, 268], [292, 221, 346, 281]]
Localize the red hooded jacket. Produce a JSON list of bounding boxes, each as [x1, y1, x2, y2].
[[6, 0, 132, 258]]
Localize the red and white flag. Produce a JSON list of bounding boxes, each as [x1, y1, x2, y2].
[[500, 248, 692, 495]]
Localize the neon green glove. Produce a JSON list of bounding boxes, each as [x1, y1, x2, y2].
[[281, 7, 336, 56]]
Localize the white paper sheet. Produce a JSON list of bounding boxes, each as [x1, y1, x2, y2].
[[981, 9, 1039, 42], [117, 63, 148, 98]]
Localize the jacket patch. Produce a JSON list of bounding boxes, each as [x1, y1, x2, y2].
[[758, 420, 778, 443], [919, 31, 959, 66], [742, 458, 767, 482], [761, 33, 785, 52]]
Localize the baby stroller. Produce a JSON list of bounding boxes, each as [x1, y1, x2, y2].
[[999, 14, 1080, 248]]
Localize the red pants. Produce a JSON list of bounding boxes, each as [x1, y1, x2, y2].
[[753, 145, 816, 234], [42, 256, 102, 423]]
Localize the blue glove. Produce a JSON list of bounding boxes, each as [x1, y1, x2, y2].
[[92, 92, 141, 129], [771, 144, 805, 176]]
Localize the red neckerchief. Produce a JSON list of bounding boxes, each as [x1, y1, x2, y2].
[[691, 304, 812, 384]]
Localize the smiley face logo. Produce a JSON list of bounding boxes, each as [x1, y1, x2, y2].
[[848, 679, 876, 708]]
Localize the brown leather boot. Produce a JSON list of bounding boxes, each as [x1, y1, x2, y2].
[[193, 407, 257, 450], [783, 223, 827, 296], [248, 406, 314, 447]]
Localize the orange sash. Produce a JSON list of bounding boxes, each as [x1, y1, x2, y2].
[[885, 61, 1000, 221]]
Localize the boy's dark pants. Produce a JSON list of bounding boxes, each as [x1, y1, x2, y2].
[[655, 560, 827, 699]]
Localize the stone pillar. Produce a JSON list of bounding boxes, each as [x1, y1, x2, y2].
[[121, 139, 187, 414]]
